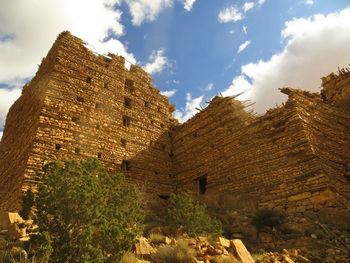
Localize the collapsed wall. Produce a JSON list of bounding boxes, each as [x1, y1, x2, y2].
[[172, 81, 350, 213], [0, 32, 175, 211]]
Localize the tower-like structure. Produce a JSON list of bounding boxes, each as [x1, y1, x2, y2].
[[0, 32, 176, 211]]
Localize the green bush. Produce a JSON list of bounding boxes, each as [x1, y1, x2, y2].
[[166, 192, 222, 237], [19, 189, 34, 220], [149, 233, 166, 244], [251, 208, 282, 229], [30, 158, 144, 263], [151, 240, 194, 263]]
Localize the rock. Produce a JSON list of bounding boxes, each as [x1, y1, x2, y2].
[[8, 224, 26, 240], [135, 237, 155, 259], [282, 255, 295, 263], [230, 239, 254, 263], [296, 255, 310, 263], [0, 212, 24, 230], [216, 237, 230, 248], [310, 233, 317, 239]]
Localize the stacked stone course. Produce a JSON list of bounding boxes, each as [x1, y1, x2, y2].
[[0, 31, 349, 214]]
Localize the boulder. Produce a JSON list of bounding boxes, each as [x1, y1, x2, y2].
[[0, 212, 24, 230], [215, 237, 230, 248], [230, 239, 254, 263], [135, 237, 155, 259]]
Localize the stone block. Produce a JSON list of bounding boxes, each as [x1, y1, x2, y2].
[[230, 239, 254, 263]]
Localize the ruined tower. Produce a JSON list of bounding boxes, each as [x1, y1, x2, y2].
[[0, 31, 349, 214]]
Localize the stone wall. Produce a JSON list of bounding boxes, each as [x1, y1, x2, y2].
[[0, 32, 175, 211], [0, 31, 349, 214]]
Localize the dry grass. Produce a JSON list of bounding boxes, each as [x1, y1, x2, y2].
[[151, 240, 195, 263]]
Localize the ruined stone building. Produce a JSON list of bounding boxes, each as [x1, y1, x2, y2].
[[0, 32, 349, 214]]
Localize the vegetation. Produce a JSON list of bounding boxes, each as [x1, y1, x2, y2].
[[217, 255, 239, 263], [251, 208, 282, 229], [149, 233, 166, 244], [166, 192, 222, 237], [0, 250, 44, 263], [19, 189, 34, 220], [30, 158, 144, 263], [151, 240, 195, 263]]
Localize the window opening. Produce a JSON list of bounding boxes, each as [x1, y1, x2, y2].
[[161, 144, 165, 151], [121, 139, 126, 148], [55, 144, 61, 150], [75, 148, 80, 154], [72, 117, 79, 123], [123, 116, 130, 127], [125, 79, 134, 93], [104, 83, 108, 89], [86, 77, 92, 83], [158, 195, 170, 200], [97, 152, 102, 159], [144, 101, 149, 107], [198, 175, 207, 195], [77, 96, 84, 102], [124, 97, 131, 108], [121, 160, 130, 171]]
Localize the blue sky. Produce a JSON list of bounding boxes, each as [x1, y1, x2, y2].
[[1, 0, 350, 139]]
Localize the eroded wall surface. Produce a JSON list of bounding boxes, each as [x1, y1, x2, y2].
[[0, 32, 175, 211]]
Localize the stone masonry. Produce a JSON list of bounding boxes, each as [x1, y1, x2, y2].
[[0, 31, 349, 213]]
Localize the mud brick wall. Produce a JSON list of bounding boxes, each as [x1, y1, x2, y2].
[[0, 32, 175, 211]]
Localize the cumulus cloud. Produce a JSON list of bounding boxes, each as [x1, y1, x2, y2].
[[181, 0, 196, 11], [243, 2, 255, 13], [160, 89, 177, 98], [237, 40, 251, 53], [174, 93, 203, 122], [222, 7, 350, 114], [201, 83, 213, 92], [0, 87, 22, 128], [0, 0, 135, 87], [243, 25, 247, 34], [306, 0, 314, 5], [143, 49, 171, 75], [258, 0, 265, 5], [173, 80, 180, 84], [218, 6, 243, 23]]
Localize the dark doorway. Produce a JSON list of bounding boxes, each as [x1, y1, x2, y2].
[[198, 175, 207, 195]]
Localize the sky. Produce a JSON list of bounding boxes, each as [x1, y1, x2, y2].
[[1, 0, 350, 140]]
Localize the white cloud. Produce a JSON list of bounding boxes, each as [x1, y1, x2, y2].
[[237, 40, 251, 53], [173, 80, 180, 84], [143, 49, 171, 75], [160, 89, 177, 98], [223, 7, 350, 114], [174, 93, 203, 122], [229, 30, 235, 35], [306, 0, 314, 5], [206, 83, 213, 91], [0, 0, 135, 86], [218, 6, 243, 23], [258, 0, 265, 5], [0, 87, 22, 128], [243, 2, 255, 13], [243, 25, 247, 34], [123, 0, 173, 26], [181, 0, 196, 11], [0, 131, 2, 141]]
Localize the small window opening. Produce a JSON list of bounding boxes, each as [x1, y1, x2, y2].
[[96, 124, 100, 129], [169, 150, 174, 159], [121, 160, 130, 171], [55, 144, 61, 150], [97, 152, 102, 159], [124, 97, 131, 108], [104, 83, 108, 89], [158, 195, 170, 200], [121, 139, 126, 148], [144, 101, 149, 107], [95, 103, 102, 110], [123, 116, 130, 127], [75, 148, 80, 154], [168, 132, 172, 138], [157, 106, 161, 112], [125, 79, 134, 93], [198, 175, 207, 195], [161, 144, 165, 151], [72, 116, 79, 123], [154, 171, 159, 175], [77, 96, 84, 102], [86, 77, 92, 83], [193, 132, 198, 138], [160, 123, 164, 128]]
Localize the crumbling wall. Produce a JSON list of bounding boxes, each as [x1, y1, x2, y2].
[[0, 32, 175, 211], [172, 86, 350, 213]]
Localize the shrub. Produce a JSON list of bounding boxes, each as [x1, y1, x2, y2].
[[30, 158, 144, 263], [217, 255, 239, 263], [149, 233, 166, 244], [151, 240, 195, 263], [19, 189, 34, 220], [166, 192, 222, 237], [251, 208, 282, 229]]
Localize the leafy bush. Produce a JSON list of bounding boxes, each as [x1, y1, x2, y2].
[[166, 192, 222, 237], [19, 189, 34, 220], [151, 240, 195, 263], [30, 158, 144, 263], [251, 208, 282, 229], [149, 233, 166, 244]]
